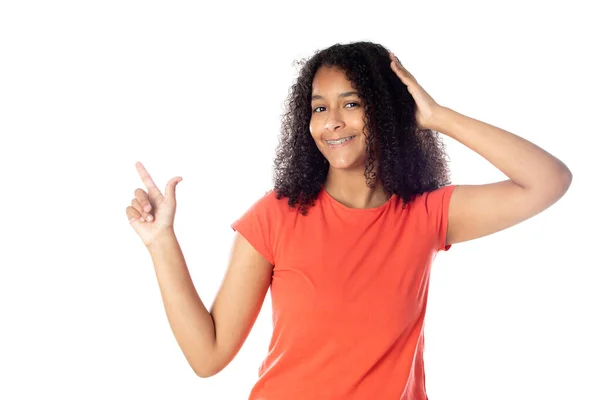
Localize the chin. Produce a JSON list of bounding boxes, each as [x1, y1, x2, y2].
[[327, 158, 365, 171]]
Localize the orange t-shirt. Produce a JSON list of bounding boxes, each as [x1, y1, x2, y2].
[[231, 184, 457, 399]]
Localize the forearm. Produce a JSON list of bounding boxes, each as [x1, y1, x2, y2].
[[147, 233, 216, 377], [429, 106, 572, 191]]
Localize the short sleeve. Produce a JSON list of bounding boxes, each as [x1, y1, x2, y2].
[[424, 184, 458, 252], [230, 190, 277, 265]]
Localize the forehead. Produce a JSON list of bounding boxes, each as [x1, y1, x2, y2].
[[311, 66, 354, 94]]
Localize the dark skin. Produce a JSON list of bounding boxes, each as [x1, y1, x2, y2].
[[123, 49, 572, 379], [309, 65, 391, 209]]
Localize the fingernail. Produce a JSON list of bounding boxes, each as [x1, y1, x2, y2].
[[144, 204, 151, 212], [147, 214, 153, 221], [129, 217, 136, 223]]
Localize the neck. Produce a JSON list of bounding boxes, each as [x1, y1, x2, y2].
[[323, 166, 391, 209]]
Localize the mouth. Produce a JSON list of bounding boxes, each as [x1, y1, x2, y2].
[[325, 135, 357, 147]]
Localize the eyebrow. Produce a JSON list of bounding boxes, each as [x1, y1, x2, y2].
[[311, 91, 360, 101]]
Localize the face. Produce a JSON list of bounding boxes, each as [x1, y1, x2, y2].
[[309, 66, 369, 171]]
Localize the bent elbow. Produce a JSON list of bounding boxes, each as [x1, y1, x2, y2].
[[193, 364, 216, 378], [192, 356, 225, 378]]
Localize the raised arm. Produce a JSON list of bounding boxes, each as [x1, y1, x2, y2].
[[147, 231, 272, 378], [206, 232, 273, 376], [127, 162, 273, 377], [387, 55, 572, 247], [431, 107, 572, 247]]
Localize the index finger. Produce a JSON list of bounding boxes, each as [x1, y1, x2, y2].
[[135, 162, 163, 198]]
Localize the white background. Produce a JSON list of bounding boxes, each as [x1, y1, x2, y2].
[[1, 1, 598, 399]]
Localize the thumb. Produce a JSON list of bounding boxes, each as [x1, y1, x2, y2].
[[165, 177, 183, 200]]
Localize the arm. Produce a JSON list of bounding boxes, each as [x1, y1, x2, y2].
[[428, 106, 573, 246], [148, 231, 272, 377], [387, 54, 571, 246]]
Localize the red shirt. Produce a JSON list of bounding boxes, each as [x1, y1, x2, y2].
[[231, 184, 457, 399]]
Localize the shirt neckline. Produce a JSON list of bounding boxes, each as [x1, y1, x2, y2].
[[319, 186, 395, 213]]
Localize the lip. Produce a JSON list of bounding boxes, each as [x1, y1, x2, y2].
[[325, 135, 356, 148]]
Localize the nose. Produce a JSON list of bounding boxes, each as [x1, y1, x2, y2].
[[325, 110, 345, 131]]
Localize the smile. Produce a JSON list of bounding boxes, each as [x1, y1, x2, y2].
[[325, 135, 356, 147]]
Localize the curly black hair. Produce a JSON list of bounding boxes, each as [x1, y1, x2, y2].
[[273, 41, 452, 215]]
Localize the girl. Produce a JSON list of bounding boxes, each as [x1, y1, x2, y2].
[[126, 41, 572, 399]]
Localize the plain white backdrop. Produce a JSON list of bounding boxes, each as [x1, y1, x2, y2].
[[1, 0, 598, 399]]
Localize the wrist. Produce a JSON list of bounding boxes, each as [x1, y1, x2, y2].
[[146, 229, 177, 252], [427, 105, 452, 132]]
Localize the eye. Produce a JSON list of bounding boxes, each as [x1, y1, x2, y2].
[[312, 102, 360, 113]]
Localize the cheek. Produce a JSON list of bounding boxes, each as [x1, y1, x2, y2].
[[309, 120, 317, 137]]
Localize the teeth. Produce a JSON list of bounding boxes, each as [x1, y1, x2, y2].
[[326, 136, 354, 145]]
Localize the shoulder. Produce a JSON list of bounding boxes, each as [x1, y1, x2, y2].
[[395, 185, 457, 226], [239, 189, 295, 218], [253, 189, 290, 208], [411, 185, 458, 214]]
